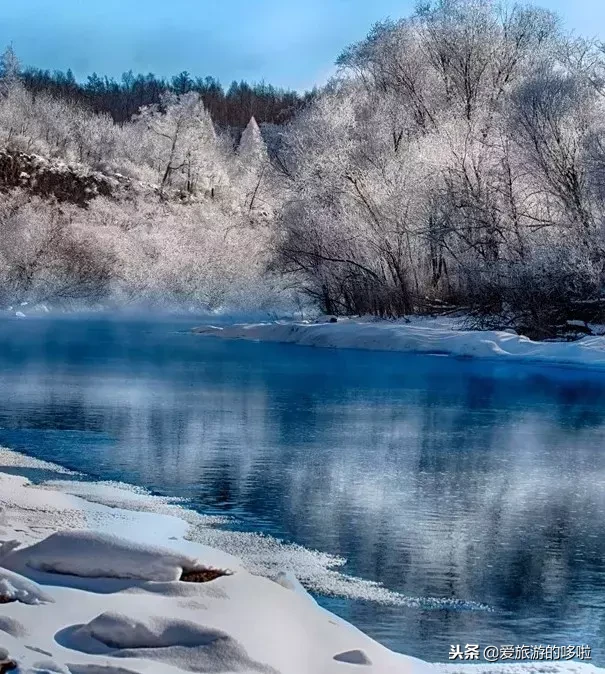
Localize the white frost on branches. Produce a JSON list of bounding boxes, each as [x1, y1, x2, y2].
[[1, 1, 605, 327]]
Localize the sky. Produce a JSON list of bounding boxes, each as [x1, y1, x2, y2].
[[0, 1, 604, 92]]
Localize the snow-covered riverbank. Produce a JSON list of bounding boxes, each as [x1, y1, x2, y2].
[[193, 317, 605, 369], [0, 449, 602, 674], [0, 468, 432, 674]]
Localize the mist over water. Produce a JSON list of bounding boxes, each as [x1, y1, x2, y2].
[[0, 315, 604, 662]]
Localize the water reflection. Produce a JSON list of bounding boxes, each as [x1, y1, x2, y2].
[[0, 315, 604, 662]]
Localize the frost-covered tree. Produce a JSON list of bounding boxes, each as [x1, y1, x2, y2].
[[275, 0, 605, 332], [235, 116, 272, 215], [0, 192, 114, 308], [0, 84, 281, 310], [136, 92, 227, 198], [0, 45, 20, 92], [0, 0, 605, 329], [238, 117, 267, 165]]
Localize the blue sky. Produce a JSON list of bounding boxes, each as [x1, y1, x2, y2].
[[0, 1, 603, 91]]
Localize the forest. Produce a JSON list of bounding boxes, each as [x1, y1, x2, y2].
[[2, 0, 605, 337], [21, 67, 311, 128]]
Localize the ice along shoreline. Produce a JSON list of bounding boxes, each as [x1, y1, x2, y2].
[[0, 453, 433, 674], [192, 318, 605, 370], [0, 447, 603, 674]]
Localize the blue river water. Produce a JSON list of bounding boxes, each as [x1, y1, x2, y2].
[[0, 314, 603, 664]]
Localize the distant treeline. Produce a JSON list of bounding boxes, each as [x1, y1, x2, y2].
[[21, 67, 314, 128]]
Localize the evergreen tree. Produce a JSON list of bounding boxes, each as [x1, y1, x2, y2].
[[0, 45, 21, 93], [238, 116, 267, 166]]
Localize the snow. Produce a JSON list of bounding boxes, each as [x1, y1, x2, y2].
[[0, 447, 79, 475], [0, 468, 433, 674], [37, 477, 488, 612], [273, 571, 317, 606], [1, 530, 230, 582], [0, 567, 54, 605], [71, 612, 229, 650], [63, 612, 276, 673], [192, 317, 605, 369], [0, 454, 602, 674]]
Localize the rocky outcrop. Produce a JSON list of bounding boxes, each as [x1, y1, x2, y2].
[[0, 150, 124, 206]]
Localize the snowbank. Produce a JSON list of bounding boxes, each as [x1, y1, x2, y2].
[[0, 461, 602, 674], [1, 530, 228, 582], [192, 318, 605, 369], [0, 470, 432, 674], [38, 475, 487, 612]]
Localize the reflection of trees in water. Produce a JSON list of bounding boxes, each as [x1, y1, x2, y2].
[[0, 318, 604, 653]]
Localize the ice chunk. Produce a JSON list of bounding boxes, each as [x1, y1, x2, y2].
[[29, 661, 69, 674]]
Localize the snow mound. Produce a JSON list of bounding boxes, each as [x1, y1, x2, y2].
[[115, 644, 275, 674], [64, 612, 276, 673], [0, 616, 28, 638], [45, 476, 487, 611], [0, 567, 54, 605], [1, 530, 227, 582], [74, 612, 232, 649], [193, 320, 605, 369]]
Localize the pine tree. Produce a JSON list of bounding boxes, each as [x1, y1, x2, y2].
[[238, 116, 267, 167], [237, 117, 270, 213], [0, 45, 21, 86]]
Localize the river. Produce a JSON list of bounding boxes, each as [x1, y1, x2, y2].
[[0, 314, 603, 663]]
